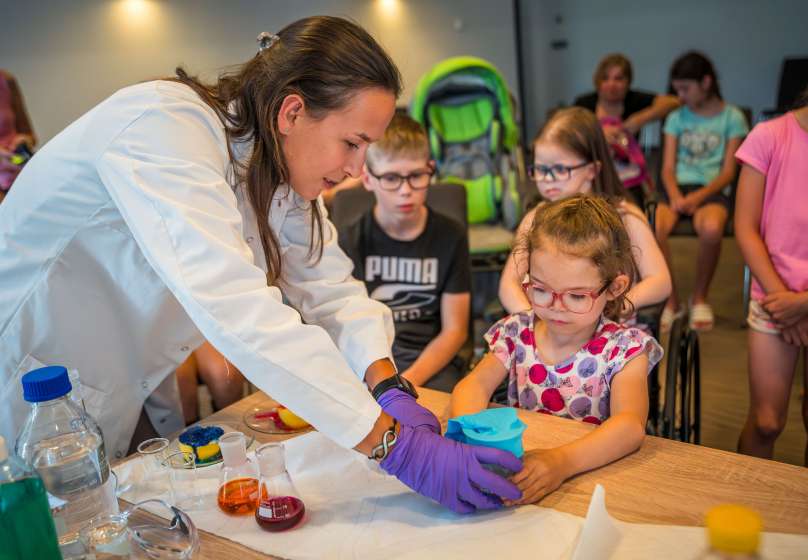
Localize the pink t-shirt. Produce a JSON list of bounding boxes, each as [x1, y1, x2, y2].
[[735, 112, 808, 300]]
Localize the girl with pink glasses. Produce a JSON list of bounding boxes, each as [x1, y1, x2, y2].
[[451, 195, 662, 505]]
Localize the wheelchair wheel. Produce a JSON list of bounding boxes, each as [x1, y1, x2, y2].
[[661, 315, 685, 439], [679, 329, 701, 443], [662, 318, 701, 443], [636, 302, 665, 436]]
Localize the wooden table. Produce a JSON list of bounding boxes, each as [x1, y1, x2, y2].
[[123, 388, 808, 559]]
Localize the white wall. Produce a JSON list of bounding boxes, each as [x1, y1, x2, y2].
[[6, 0, 806, 147], [1, 0, 519, 143], [519, 0, 808, 135]]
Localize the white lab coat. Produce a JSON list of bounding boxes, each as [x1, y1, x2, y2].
[[0, 81, 394, 461]]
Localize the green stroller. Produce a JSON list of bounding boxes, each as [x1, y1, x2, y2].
[[411, 56, 530, 364], [410, 55, 527, 267]]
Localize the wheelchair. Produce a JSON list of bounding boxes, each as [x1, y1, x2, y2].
[[643, 196, 702, 443]]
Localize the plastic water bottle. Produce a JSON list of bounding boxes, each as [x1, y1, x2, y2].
[[67, 367, 87, 412], [0, 435, 62, 559], [15, 365, 118, 549]]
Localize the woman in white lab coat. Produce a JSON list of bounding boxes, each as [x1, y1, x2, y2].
[[0, 16, 521, 513]]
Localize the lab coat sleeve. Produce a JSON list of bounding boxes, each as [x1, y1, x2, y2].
[[278, 199, 396, 378], [94, 92, 380, 449]]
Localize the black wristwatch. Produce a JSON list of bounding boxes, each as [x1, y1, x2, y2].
[[371, 373, 418, 401]]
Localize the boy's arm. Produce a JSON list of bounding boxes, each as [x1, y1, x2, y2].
[[450, 352, 509, 417], [401, 291, 470, 386], [510, 354, 648, 505]]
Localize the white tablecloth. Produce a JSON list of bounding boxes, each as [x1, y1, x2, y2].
[[114, 432, 808, 559]]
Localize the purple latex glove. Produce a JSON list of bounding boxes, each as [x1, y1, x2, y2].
[[381, 424, 523, 514], [377, 388, 440, 434]]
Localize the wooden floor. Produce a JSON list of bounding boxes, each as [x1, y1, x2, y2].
[[665, 236, 805, 467]]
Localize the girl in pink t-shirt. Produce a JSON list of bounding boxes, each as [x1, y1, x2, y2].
[[735, 89, 808, 463], [451, 195, 662, 504]]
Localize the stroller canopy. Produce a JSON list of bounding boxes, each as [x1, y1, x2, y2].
[[410, 56, 519, 151]]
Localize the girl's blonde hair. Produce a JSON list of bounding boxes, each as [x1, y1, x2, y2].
[[533, 107, 626, 200], [519, 194, 636, 320]]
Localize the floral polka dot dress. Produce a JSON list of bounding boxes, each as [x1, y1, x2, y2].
[[485, 312, 663, 424]]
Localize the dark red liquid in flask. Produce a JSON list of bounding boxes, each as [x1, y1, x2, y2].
[[255, 484, 306, 531]]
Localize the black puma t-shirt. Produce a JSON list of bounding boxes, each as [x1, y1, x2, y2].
[[338, 208, 470, 368]]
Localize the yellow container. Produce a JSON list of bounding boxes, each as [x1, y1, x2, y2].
[[705, 504, 762, 555]]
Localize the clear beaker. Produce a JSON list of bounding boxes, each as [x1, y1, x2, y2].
[[254, 442, 306, 532], [162, 451, 204, 512], [78, 499, 198, 559], [134, 437, 170, 495]]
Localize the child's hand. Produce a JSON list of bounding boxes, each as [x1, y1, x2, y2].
[[601, 124, 622, 145], [762, 291, 808, 326], [679, 191, 705, 215], [504, 448, 571, 506], [781, 315, 808, 346], [669, 191, 687, 214]]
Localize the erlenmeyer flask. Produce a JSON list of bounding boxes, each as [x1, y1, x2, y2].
[[254, 442, 305, 532], [217, 432, 259, 515]]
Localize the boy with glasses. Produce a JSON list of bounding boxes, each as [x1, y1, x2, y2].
[[337, 114, 471, 391]]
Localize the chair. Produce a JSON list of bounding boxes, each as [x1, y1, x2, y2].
[[761, 57, 808, 120]]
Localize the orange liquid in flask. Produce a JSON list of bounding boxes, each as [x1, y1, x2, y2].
[[217, 477, 259, 515]]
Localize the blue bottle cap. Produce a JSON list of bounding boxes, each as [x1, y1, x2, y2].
[[21, 366, 72, 403]]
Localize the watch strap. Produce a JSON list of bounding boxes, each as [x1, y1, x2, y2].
[[371, 374, 418, 401]]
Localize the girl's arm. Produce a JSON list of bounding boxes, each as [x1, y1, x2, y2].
[[734, 164, 788, 295], [450, 352, 509, 417], [735, 164, 808, 328], [622, 208, 672, 308], [509, 353, 649, 505], [498, 210, 535, 313], [689, 136, 743, 200], [661, 133, 682, 202], [402, 292, 470, 387], [624, 94, 680, 136]]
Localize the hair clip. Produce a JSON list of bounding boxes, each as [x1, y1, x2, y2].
[[257, 31, 280, 53]]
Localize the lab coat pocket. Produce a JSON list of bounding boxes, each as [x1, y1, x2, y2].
[[76, 377, 109, 422]]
